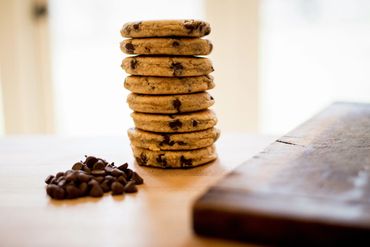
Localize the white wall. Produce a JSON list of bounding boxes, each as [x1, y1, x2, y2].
[[260, 0, 370, 135]]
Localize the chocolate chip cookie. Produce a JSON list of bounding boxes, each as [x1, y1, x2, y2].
[[120, 38, 212, 55], [128, 127, 220, 151], [121, 20, 211, 38], [124, 75, 215, 95], [131, 109, 217, 133], [122, 56, 214, 77], [132, 145, 217, 168], [127, 92, 214, 114]]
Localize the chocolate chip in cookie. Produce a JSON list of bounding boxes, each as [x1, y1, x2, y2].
[[132, 21, 142, 30], [169, 119, 182, 130], [125, 43, 135, 54], [130, 58, 138, 69], [170, 62, 183, 76], [172, 99, 182, 112], [156, 154, 168, 167], [192, 120, 198, 127], [172, 40, 180, 47], [180, 155, 193, 168]]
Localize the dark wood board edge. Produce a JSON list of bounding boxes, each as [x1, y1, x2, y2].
[[192, 102, 370, 246], [193, 188, 370, 246]]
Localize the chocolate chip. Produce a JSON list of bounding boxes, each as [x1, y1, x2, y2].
[[100, 180, 111, 193], [125, 169, 133, 180], [65, 172, 78, 183], [156, 154, 168, 167], [172, 99, 181, 112], [125, 43, 135, 53], [56, 172, 64, 178], [79, 182, 89, 196], [136, 153, 148, 166], [132, 21, 141, 30], [88, 179, 99, 188], [111, 181, 125, 195], [72, 162, 83, 170], [159, 134, 175, 146], [84, 156, 98, 169], [46, 184, 65, 200], [130, 58, 138, 70], [177, 141, 187, 146], [45, 156, 143, 200], [89, 183, 104, 197], [93, 160, 106, 170], [45, 175, 54, 184], [105, 166, 113, 174], [117, 175, 128, 186], [184, 20, 196, 33], [118, 163, 128, 171], [111, 168, 124, 177], [124, 181, 137, 193], [50, 177, 58, 184], [57, 178, 67, 187], [132, 172, 144, 185], [180, 156, 193, 168], [192, 120, 198, 127], [91, 170, 106, 176], [94, 176, 105, 184], [169, 119, 182, 130], [183, 20, 204, 34], [210, 96, 214, 100], [88, 180, 103, 196], [104, 175, 115, 184], [82, 165, 91, 174], [204, 26, 211, 35], [170, 62, 183, 76], [77, 173, 91, 183], [66, 185, 81, 199], [172, 41, 180, 47]]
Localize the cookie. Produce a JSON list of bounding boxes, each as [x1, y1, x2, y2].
[[132, 145, 217, 168], [121, 20, 211, 38], [120, 38, 213, 55], [131, 109, 217, 133], [127, 92, 214, 114], [122, 56, 214, 77], [128, 127, 220, 151], [124, 75, 215, 95]]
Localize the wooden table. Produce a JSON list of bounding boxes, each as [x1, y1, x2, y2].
[[0, 134, 275, 247]]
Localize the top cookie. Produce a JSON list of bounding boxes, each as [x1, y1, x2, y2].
[[121, 20, 211, 38]]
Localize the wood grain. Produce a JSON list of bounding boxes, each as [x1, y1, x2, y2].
[[193, 102, 370, 246], [0, 134, 274, 247]]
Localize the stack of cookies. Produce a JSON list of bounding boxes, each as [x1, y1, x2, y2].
[[120, 20, 219, 168]]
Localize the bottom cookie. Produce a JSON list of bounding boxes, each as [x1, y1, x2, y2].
[[132, 145, 217, 168]]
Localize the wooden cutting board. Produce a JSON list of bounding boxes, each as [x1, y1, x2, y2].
[[193, 102, 370, 246]]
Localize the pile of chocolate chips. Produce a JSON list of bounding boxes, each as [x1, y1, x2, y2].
[[45, 156, 144, 200]]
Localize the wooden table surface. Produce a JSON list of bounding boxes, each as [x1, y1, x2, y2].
[[0, 133, 275, 247]]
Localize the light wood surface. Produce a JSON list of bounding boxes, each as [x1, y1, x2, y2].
[[194, 102, 370, 246], [0, 133, 274, 247]]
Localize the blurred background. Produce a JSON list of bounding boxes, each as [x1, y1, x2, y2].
[[0, 0, 369, 136]]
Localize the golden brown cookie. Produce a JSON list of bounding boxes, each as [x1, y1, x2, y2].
[[120, 38, 212, 55], [132, 145, 217, 168], [128, 127, 220, 151], [121, 20, 211, 38], [122, 56, 214, 77], [127, 92, 214, 114], [131, 109, 217, 133], [124, 75, 215, 95]]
